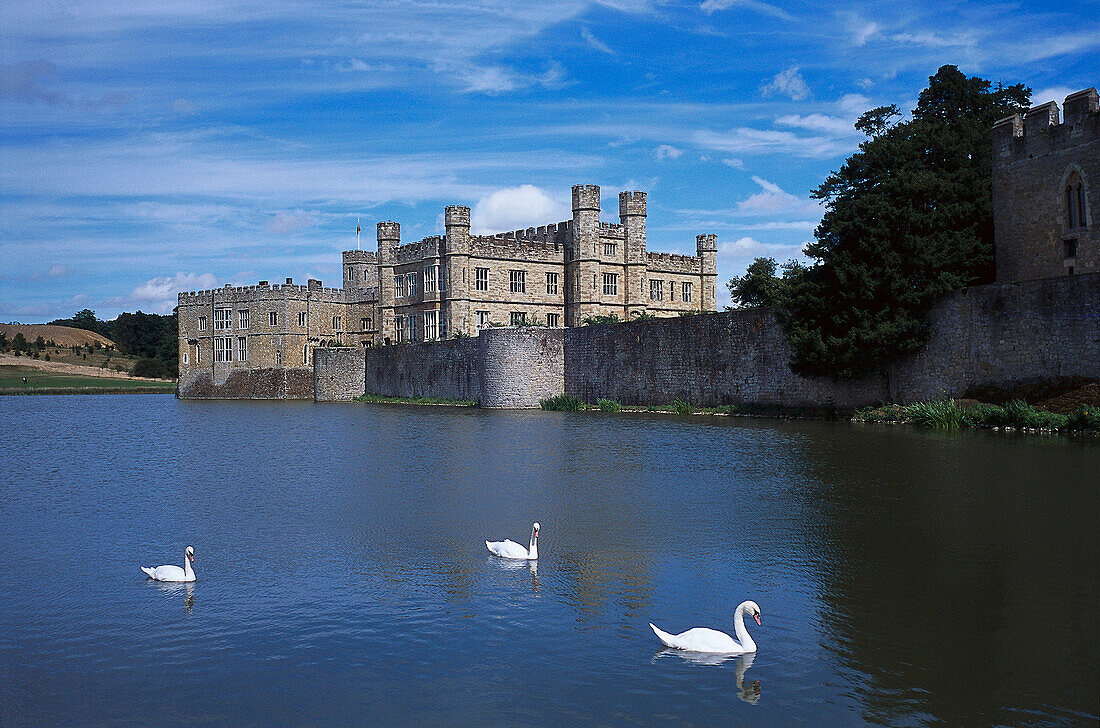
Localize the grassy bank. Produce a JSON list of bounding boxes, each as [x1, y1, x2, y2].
[[355, 393, 477, 406], [540, 394, 1099, 435], [0, 365, 177, 395]]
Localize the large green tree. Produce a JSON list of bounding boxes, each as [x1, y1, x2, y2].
[[783, 65, 1029, 379], [728, 257, 805, 309]]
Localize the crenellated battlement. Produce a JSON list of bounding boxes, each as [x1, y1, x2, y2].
[[178, 281, 347, 305], [993, 88, 1099, 163], [395, 236, 445, 263], [342, 250, 378, 263], [646, 251, 703, 274]]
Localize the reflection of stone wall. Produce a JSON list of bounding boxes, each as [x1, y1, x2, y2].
[[179, 367, 313, 399]]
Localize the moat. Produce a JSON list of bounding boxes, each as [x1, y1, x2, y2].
[[1, 395, 1097, 726]]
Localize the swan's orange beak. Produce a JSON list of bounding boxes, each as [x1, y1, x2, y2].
[[753, 613, 761, 626], [188, 553, 195, 563]]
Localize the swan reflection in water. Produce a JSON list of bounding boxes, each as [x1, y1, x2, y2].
[[489, 556, 540, 592], [148, 580, 195, 613], [654, 649, 761, 704]]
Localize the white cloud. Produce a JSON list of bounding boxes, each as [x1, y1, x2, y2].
[[718, 236, 767, 257], [130, 272, 219, 314], [721, 158, 745, 169], [1031, 86, 1077, 106], [852, 19, 879, 46], [46, 264, 70, 278], [655, 144, 682, 160], [700, 0, 793, 21], [265, 211, 317, 235], [737, 176, 822, 217], [776, 113, 858, 136], [470, 185, 570, 234], [171, 98, 197, 115], [582, 27, 615, 55], [762, 66, 809, 101], [695, 126, 854, 159]]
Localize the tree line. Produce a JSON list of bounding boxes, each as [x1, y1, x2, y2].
[[46, 308, 179, 378], [727, 66, 1030, 379]]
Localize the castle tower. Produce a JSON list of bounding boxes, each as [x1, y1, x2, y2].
[[444, 205, 472, 336], [619, 191, 648, 318], [377, 221, 400, 343], [569, 184, 601, 326], [696, 234, 718, 312]]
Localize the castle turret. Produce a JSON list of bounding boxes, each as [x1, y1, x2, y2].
[[569, 185, 601, 325], [377, 221, 400, 343], [619, 191, 648, 318], [696, 234, 718, 312], [444, 205, 472, 336]]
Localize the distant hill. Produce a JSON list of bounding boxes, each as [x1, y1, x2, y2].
[[0, 323, 117, 349]]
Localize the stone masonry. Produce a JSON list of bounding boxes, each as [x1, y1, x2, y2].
[[993, 87, 1098, 281]]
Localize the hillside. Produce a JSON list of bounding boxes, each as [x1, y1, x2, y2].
[[0, 323, 117, 349]]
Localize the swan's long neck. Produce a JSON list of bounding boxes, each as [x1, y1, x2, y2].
[[528, 531, 538, 560], [184, 553, 195, 580], [733, 604, 756, 652]]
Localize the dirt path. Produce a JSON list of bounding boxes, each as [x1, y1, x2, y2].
[[0, 353, 174, 381]]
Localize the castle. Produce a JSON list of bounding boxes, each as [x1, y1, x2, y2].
[[180, 87, 1097, 405]]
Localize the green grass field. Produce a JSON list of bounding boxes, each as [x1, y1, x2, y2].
[[0, 365, 177, 395]]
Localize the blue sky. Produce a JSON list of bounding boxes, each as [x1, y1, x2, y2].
[[1, 0, 1097, 320]]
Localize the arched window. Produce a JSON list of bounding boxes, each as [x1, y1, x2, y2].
[[1063, 171, 1088, 231]]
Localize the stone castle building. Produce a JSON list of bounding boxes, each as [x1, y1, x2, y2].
[[177, 184, 718, 386], [993, 87, 1098, 281]]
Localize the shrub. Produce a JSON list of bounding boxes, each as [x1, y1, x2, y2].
[[671, 397, 693, 415], [855, 404, 906, 423], [904, 399, 967, 430], [990, 399, 1068, 429], [540, 395, 585, 411], [1065, 406, 1100, 432], [582, 314, 621, 325], [133, 357, 170, 378], [596, 398, 621, 412]]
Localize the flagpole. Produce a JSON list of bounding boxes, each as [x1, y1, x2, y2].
[[356, 217, 360, 250]]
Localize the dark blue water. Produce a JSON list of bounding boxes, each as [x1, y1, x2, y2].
[[1, 395, 1097, 726]]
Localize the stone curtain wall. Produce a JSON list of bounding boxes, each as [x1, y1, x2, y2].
[[179, 367, 313, 399], [313, 347, 367, 402], [312, 273, 1099, 408], [889, 272, 1100, 400], [565, 311, 888, 408], [361, 337, 483, 402]]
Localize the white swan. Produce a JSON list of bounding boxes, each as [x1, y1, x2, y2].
[[650, 600, 761, 654], [486, 522, 539, 560], [140, 546, 196, 582]]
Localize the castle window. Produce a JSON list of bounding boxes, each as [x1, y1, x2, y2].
[[682, 281, 693, 302], [238, 309, 250, 330], [406, 315, 416, 342], [603, 272, 618, 296], [650, 279, 664, 301], [237, 336, 247, 362], [303, 345, 311, 365], [546, 313, 560, 327], [510, 311, 527, 326], [395, 315, 406, 342], [214, 337, 232, 362], [195, 346, 200, 363], [182, 351, 189, 365], [509, 270, 526, 294], [333, 315, 342, 331], [275, 350, 281, 366], [476, 311, 491, 329], [1064, 239, 1078, 260], [360, 317, 371, 331], [408, 272, 418, 297], [198, 316, 207, 332], [1064, 175, 1087, 230], [214, 308, 232, 331], [424, 266, 439, 293], [1066, 187, 1077, 229], [298, 311, 307, 327], [476, 267, 489, 292], [269, 311, 278, 327], [423, 310, 439, 340], [604, 242, 617, 257], [546, 272, 559, 295], [395, 275, 407, 298]]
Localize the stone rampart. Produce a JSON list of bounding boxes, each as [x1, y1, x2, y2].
[[179, 367, 313, 399], [313, 347, 367, 401], [362, 337, 482, 402]]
